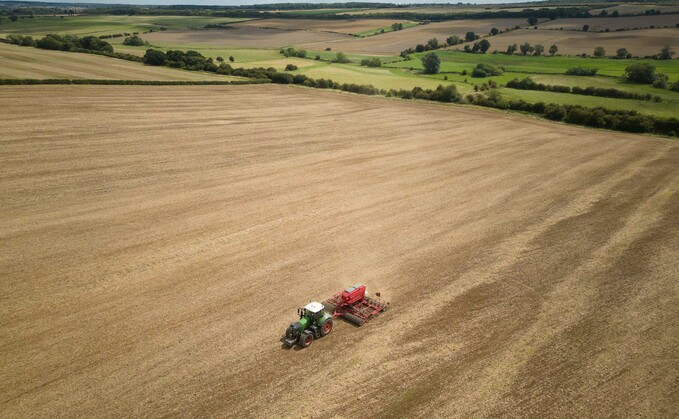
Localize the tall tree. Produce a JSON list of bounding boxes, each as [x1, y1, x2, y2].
[[478, 39, 491, 53], [659, 45, 674, 60], [421, 52, 441, 74]]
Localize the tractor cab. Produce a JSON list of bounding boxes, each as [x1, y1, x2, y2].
[[300, 301, 325, 321]]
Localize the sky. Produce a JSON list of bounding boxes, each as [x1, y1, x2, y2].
[[25, 0, 539, 6]]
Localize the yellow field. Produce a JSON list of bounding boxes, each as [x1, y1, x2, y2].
[[1, 85, 678, 417], [538, 15, 679, 31], [0, 43, 241, 81], [452, 27, 679, 56], [233, 18, 416, 35]]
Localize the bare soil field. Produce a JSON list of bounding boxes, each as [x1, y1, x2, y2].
[[233, 18, 414, 35], [1, 85, 678, 417], [454, 27, 679, 56], [538, 15, 679, 31], [143, 27, 351, 48], [343, 5, 564, 15], [0, 43, 237, 81], [299, 18, 529, 54], [590, 4, 679, 15]]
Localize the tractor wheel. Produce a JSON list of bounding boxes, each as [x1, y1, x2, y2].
[[323, 302, 335, 313], [343, 313, 363, 326], [320, 318, 333, 337], [299, 332, 313, 348]]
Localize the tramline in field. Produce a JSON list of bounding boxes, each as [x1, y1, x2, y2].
[[283, 284, 388, 348]]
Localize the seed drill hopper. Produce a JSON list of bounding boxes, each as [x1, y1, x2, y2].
[[324, 284, 388, 326]]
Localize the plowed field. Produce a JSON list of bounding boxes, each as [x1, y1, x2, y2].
[[1, 85, 677, 417]]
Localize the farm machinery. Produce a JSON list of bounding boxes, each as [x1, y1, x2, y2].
[[283, 284, 388, 348]]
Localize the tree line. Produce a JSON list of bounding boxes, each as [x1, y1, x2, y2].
[[467, 91, 679, 137], [4, 33, 143, 62], [506, 77, 662, 102]]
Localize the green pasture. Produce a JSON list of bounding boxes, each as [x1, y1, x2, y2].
[[307, 49, 404, 64], [389, 51, 679, 79], [498, 88, 679, 118]]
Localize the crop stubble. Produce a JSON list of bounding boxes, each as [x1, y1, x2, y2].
[[0, 85, 677, 417]]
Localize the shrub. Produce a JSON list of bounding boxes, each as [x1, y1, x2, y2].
[[143, 49, 166, 66], [123, 35, 146, 46], [652, 73, 669, 89], [446, 35, 461, 45], [544, 104, 566, 121], [471, 63, 504, 77], [7, 34, 36, 47], [284, 64, 298, 71], [427, 38, 440, 50], [280, 47, 306, 58], [360, 58, 382, 67], [624, 63, 656, 84], [565, 67, 598, 76], [472, 68, 487, 78], [333, 52, 351, 63], [269, 72, 294, 84]]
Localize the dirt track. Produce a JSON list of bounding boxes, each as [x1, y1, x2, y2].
[[1, 85, 678, 417]]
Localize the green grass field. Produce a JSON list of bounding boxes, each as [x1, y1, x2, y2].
[[388, 51, 679, 79]]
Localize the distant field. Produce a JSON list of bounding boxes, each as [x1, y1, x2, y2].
[[389, 50, 679, 78], [537, 15, 679, 31], [387, 50, 679, 117], [232, 18, 416, 36], [0, 15, 253, 37], [342, 5, 564, 15], [452, 28, 679, 57], [589, 4, 679, 15], [0, 43, 240, 81], [143, 27, 351, 49], [298, 18, 531, 55]]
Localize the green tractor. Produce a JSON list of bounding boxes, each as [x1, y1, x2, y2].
[[284, 302, 334, 348]]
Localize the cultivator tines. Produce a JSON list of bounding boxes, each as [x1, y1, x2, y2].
[[325, 284, 388, 326]]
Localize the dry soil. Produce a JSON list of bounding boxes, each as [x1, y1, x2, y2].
[[1, 85, 678, 418]]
